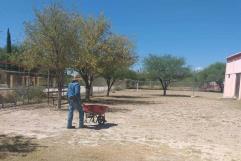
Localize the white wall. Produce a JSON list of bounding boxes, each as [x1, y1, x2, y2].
[[44, 86, 108, 96]]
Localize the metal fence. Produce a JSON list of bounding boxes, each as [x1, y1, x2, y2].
[[125, 80, 222, 92], [0, 77, 223, 108], [0, 85, 109, 108]]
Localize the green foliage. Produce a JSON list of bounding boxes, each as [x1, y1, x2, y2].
[[14, 87, 28, 103], [28, 86, 45, 102], [99, 34, 137, 96], [74, 14, 111, 100], [0, 52, 9, 61], [74, 14, 110, 73], [0, 45, 23, 62], [196, 62, 225, 92], [22, 4, 80, 108], [14, 86, 45, 103], [144, 54, 190, 81], [100, 35, 136, 79], [6, 28, 12, 53], [23, 4, 79, 71], [121, 69, 139, 80], [197, 62, 225, 82], [143, 54, 190, 95]]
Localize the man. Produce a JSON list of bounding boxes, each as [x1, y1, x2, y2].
[[67, 75, 84, 129]]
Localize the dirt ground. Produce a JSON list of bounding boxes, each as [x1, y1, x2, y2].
[[0, 89, 241, 161]]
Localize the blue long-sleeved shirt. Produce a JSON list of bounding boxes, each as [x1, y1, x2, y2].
[[67, 81, 80, 100]]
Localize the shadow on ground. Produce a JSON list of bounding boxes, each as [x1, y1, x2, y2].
[[0, 135, 44, 160], [105, 95, 150, 99], [107, 107, 132, 113], [86, 123, 118, 130], [151, 94, 191, 97], [88, 98, 155, 105]]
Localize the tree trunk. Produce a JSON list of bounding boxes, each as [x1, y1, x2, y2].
[[85, 84, 91, 101], [79, 69, 94, 101], [106, 78, 111, 97], [159, 78, 170, 96], [107, 88, 110, 96], [216, 81, 224, 93], [105, 78, 115, 97], [56, 70, 64, 109], [57, 86, 62, 109], [163, 88, 167, 96], [90, 84, 93, 96]]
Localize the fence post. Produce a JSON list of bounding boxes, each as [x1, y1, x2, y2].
[[136, 80, 139, 92], [27, 71, 30, 104], [47, 70, 50, 105], [192, 81, 195, 97]]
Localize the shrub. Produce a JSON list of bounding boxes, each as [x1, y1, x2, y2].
[[28, 86, 45, 103]]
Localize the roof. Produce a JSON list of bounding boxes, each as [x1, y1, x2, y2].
[[227, 52, 241, 63]]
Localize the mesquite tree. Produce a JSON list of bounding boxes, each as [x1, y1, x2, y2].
[[144, 54, 190, 96], [197, 62, 225, 92], [100, 35, 136, 96], [74, 15, 110, 101], [23, 5, 79, 109]]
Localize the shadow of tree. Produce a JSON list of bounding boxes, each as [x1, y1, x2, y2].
[[107, 108, 132, 113], [0, 135, 44, 159], [87, 98, 155, 105], [86, 123, 118, 130], [151, 94, 191, 97], [102, 95, 150, 99]]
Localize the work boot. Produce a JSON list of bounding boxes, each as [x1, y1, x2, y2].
[[79, 125, 88, 128], [67, 126, 75, 129]]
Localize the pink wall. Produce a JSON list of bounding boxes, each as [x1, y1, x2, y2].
[[223, 55, 241, 99], [223, 74, 236, 98], [226, 59, 241, 74]]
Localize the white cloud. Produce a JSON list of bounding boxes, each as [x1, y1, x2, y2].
[[194, 67, 203, 71]]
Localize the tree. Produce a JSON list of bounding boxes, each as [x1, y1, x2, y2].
[[6, 28, 12, 53], [144, 54, 190, 96], [100, 35, 136, 96], [197, 62, 225, 92], [23, 4, 79, 109], [74, 15, 110, 100]]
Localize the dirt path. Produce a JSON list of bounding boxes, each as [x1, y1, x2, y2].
[[0, 90, 241, 161]]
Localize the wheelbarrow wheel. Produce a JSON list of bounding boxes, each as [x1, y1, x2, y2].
[[97, 115, 105, 124]]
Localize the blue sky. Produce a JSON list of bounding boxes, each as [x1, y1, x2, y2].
[[1, 0, 241, 70]]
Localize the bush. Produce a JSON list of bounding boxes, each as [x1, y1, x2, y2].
[[14, 87, 28, 103], [28, 86, 45, 103], [14, 86, 45, 103], [0, 92, 17, 107]]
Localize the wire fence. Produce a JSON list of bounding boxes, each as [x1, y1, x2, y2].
[[125, 80, 222, 92], [0, 69, 111, 108], [0, 75, 221, 108], [0, 85, 109, 108]]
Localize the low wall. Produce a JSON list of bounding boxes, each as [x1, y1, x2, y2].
[[44, 86, 108, 95]]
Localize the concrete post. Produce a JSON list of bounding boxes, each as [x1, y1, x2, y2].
[[37, 77, 41, 86], [53, 78, 56, 87], [10, 75, 14, 88], [22, 76, 25, 87]]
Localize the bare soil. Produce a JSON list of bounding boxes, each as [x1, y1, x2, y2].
[[0, 89, 241, 161]]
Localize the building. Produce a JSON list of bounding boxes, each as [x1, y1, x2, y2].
[[0, 61, 56, 88], [223, 53, 241, 99]]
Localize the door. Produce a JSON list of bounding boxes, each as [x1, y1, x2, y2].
[[235, 73, 241, 98]]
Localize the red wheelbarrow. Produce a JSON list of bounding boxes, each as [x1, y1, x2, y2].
[[83, 104, 108, 124]]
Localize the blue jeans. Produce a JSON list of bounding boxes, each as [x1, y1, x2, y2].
[[67, 98, 84, 128]]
